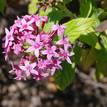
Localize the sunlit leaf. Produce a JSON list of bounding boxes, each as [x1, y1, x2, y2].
[[100, 35, 107, 49], [65, 18, 97, 43], [28, 0, 38, 14], [95, 42, 101, 50]]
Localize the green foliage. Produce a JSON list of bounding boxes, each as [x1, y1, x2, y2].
[[81, 48, 96, 71], [73, 45, 82, 65], [63, 0, 72, 4], [96, 61, 107, 80], [100, 35, 107, 49], [40, 3, 74, 23], [94, 8, 107, 20], [80, 0, 92, 17], [95, 48, 107, 62], [48, 7, 66, 23], [27, 0, 107, 90], [65, 18, 97, 43], [54, 61, 75, 90], [79, 33, 97, 47], [28, 0, 38, 14], [0, 0, 6, 14]]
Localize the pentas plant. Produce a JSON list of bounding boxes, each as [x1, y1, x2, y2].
[[3, 15, 73, 80]]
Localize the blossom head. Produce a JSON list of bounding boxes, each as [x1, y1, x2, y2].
[[3, 15, 73, 80]]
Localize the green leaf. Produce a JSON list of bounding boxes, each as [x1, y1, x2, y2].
[[48, 8, 66, 23], [95, 42, 101, 50], [95, 48, 107, 62], [91, 8, 107, 22], [95, 47, 107, 80], [100, 35, 107, 49], [73, 45, 82, 65], [54, 62, 75, 90], [0, 0, 6, 14], [40, 7, 66, 23], [39, 7, 52, 16], [40, 2, 74, 22], [63, 0, 72, 4], [96, 61, 107, 80], [79, 33, 97, 47], [65, 18, 97, 43], [80, 0, 92, 17], [28, 0, 38, 14], [81, 48, 96, 71]]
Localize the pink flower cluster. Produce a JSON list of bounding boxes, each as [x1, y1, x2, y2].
[[3, 15, 73, 80]]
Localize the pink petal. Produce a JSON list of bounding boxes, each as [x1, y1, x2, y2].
[[26, 46, 35, 52], [52, 25, 58, 31], [41, 72, 49, 77], [26, 71, 30, 77], [21, 19, 26, 24], [5, 28, 9, 35], [31, 63, 36, 68], [47, 54, 52, 60], [5, 39, 8, 48], [25, 60, 30, 66], [27, 26, 34, 31], [28, 18, 35, 25], [31, 70, 38, 75], [34, 49, 39, 57], [19, 66, 26, 71], [42, 50, 48, 55], [27, 39, 35, 45], [36, 20, 41, 27], [66, 57, 72, 64], [51, 67, 56, 75], [56, 39, 63, 45], [51, 46, 56, 51], [36, 35, 40, 42]]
